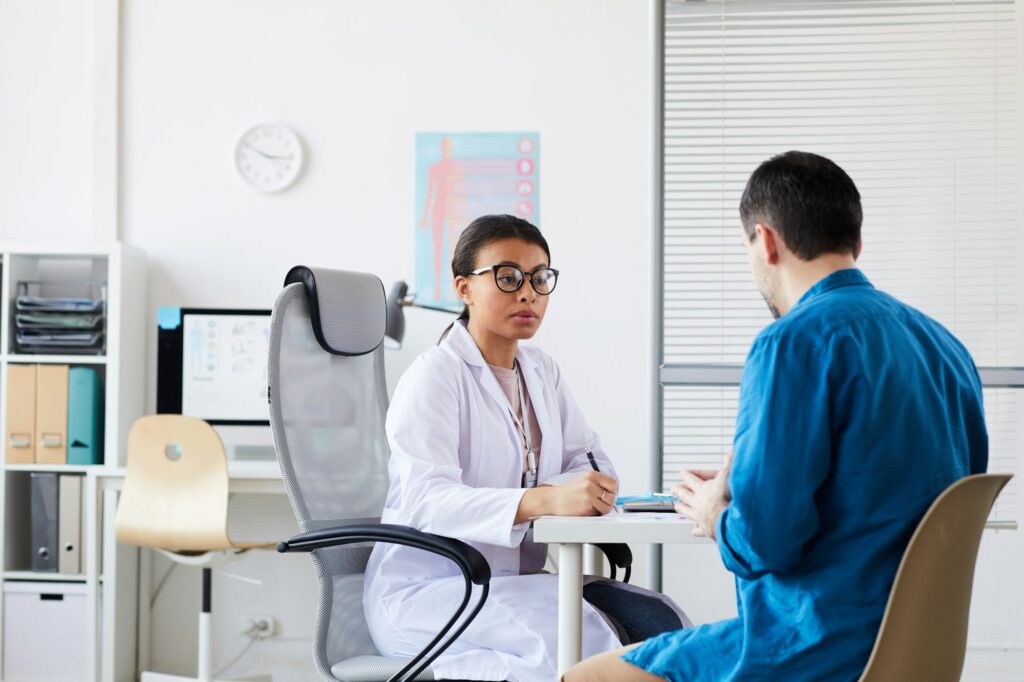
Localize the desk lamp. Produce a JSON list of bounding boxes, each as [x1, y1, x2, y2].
[[385, 281, 459, 349]]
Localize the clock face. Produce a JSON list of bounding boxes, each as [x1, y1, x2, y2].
[[234, 124, 304, 192]]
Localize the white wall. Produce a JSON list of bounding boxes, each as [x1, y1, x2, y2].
[[0, 1, 1020, 679], [0, 0, 94, 242]]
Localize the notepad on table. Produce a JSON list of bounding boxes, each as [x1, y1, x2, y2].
[[616, 492, 678, 512]]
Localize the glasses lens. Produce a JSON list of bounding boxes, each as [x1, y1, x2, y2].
[[494, 266, 525, 292], [531, 269, 557, 295]]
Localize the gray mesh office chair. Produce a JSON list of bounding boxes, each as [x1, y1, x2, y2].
[[269, 266, 491, 682]]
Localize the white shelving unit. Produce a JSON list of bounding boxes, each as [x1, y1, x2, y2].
[[0, 243, 146, 682]]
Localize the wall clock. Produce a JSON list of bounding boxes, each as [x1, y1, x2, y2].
[[234, 123, 304, 193]]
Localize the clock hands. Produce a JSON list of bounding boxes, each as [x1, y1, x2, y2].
[[250, 146, 294, 163], [236, 124, 303, 192]]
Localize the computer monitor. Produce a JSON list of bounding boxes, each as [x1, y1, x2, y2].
[[157, 307, 275, 459]]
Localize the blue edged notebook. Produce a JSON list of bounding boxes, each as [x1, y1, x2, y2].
[[616, 493, 677, 512]]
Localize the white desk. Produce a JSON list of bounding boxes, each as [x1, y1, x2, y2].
[[535, 512, 1016, 676], [88, 462, 285, 682], [533, 513, 709, 676]]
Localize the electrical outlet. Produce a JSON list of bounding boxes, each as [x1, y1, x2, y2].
[[243, 615, 276, 639]]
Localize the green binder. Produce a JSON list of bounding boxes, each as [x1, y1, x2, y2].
[[67, 367, 104, 465]]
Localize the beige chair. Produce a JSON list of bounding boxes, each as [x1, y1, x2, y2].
[[859, 473, 1013, 682], [115, 414, 274, 682]]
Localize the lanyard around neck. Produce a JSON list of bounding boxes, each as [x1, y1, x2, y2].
[[507, 360, 533, 456], [502, 360, 537, 487]]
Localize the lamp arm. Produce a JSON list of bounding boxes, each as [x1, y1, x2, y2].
[[405, 301, 461, 315]]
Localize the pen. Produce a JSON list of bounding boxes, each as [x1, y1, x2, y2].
[[586, 450, 619, 514]]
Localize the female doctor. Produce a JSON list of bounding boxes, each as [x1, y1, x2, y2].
[[363, 215, 688, 682]]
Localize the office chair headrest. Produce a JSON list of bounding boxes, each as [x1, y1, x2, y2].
[[283, 266, 386, 356]]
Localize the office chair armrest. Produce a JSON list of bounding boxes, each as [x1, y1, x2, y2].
[[595, 542, 633, 583], [279, 523, 490, 681], [277, 523, 491, 585]]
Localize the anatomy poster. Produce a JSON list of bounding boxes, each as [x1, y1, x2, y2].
[[415, 132, 540, 307]]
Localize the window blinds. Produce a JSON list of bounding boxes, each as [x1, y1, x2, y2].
[[660, 0, 1021, 523], [662, 386, 739, 489]]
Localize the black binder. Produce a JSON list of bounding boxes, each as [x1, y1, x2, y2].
[[30, 473, 59, 572]]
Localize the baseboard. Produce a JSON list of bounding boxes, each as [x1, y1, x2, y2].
[[967, 642, 1024, 652]]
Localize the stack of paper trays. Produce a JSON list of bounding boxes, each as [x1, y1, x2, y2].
[[14, 286, 106, 355]]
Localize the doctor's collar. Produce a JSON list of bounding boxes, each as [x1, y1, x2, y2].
[[446, 318, 532, 371], [444, 318, 488, 368]]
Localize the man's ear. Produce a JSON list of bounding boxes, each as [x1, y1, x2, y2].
[[853, 240, 863, 260], [756, 223, 782, 265]]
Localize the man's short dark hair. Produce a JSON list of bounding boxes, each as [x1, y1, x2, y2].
[[739, 151, 862, 260]]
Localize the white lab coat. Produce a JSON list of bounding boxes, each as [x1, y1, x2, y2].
[[363, 321, 646, 681]]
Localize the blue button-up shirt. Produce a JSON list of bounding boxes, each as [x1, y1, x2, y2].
[[625, 268, 988, 681]]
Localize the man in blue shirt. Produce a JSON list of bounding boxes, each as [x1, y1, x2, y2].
[[565, 151, 988, 681]]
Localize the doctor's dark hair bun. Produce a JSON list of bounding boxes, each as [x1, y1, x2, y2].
[[440, 214, 550, 343]]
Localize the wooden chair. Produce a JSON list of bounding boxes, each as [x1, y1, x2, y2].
[[859, 473, 1013, 682], [115, 414, 274, 682]]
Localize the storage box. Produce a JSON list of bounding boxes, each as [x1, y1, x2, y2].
[[2, 581, 88, 681]]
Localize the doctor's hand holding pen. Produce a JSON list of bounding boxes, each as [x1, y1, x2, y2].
[[514, 471, 619, 523]]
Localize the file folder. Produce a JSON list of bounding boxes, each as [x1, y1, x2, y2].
[[30, 473, 58, 572], [5, 364, 36, 463], [35, 365, 69, 464], [67, 367, 103, 465], [58, 475, 82, 575]]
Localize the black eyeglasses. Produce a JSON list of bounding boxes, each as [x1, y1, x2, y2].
[[465, 264, 560, 295]]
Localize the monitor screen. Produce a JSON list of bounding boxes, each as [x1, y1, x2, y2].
[[157, 307, 271, 425]]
